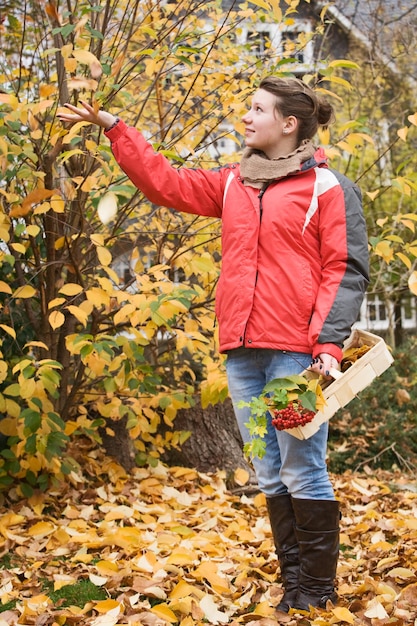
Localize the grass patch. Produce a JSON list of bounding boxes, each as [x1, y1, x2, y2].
[[0, 578, 108, 613], [0, 553, 13, 570], [0, 600, 16, 613], [48, 579, 108, 608]]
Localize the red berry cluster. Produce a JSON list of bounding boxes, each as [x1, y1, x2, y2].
[[272, 400, 316, 430]]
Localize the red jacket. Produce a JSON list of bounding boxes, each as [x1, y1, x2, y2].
[[106, 121, 369, 361]]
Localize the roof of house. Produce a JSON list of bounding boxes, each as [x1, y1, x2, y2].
[[221, 0, 417, 84], [317, 0, 417, 84], [330, 0, 417, 28]]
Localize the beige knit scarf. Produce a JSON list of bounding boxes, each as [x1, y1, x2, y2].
[[239, 139, 316, 189]]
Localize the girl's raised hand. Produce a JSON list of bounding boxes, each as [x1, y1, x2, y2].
[[58, 100, 117, 130]]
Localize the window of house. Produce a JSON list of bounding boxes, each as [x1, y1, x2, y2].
[[368, 296, 387, 322], [281, 31, 306, 64], [280, 21, 314, 70], [204, 124, 240, 159], [246, 29, 275, 57], [402, 297, 414, 319], [360, 294, 390, 330], [236, 20, 313, 70], [401, 296, 417, 328], [235, 22, 280, 60]]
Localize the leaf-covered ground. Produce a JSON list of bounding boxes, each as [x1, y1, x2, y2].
[[0, 443, 416, 626]]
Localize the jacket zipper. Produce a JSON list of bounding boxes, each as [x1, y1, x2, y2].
[[242, 186, 269, 346], [255, 187, 267, 286], [258, 187, 266, 223]]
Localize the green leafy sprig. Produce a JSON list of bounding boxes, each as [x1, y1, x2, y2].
[[238, 375, 324, 459]]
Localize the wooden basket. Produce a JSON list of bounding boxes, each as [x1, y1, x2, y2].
[[284, 329, 394, 440]]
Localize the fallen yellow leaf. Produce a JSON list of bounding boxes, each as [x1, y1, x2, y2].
[[234, 467, 250, 486], [169, 579, 204, 601], [0, 513, 26, 536], [96, 560, 119, 575], [150, 603, 178, 623], [387, 566, 415, 580], [166, 548, 199, 566], [28, 521, 56, 538], [192, 561, 230, 594], [93, 599, 122, 613], [332, 606, 355, 624]]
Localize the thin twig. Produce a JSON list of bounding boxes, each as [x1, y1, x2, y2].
[[354, 441, 417, 474]]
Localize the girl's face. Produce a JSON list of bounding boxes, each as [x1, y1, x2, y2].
[[242, 88, 297, 158]]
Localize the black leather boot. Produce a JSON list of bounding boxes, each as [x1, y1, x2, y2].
[[291, 498, 340, 611], [266, 494, 299, 613]]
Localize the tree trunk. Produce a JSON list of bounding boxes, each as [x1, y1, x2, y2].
[[98, 399, 258, 493], [394, 299, 404, 347], [98, 415, 136, 471], [162, 398, 258, 493]]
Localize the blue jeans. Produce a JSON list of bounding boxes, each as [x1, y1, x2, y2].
[[225, 347, 335, 500]]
